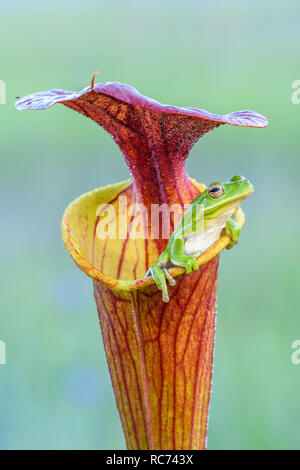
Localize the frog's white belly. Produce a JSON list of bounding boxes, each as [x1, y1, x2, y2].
[[184, 202, 239, 256]]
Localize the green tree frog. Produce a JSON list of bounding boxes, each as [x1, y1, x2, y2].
[[145, 175, 254, 302]]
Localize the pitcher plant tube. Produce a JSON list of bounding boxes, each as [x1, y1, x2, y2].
[[16, 75, 268, 450]]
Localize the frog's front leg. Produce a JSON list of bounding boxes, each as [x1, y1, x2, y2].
[[225, 217, 241, 250], [147, 251, 175, 303], [170, 237, 199, 275]]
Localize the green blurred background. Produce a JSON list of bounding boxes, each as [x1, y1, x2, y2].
[[1, 0, 299, 450]]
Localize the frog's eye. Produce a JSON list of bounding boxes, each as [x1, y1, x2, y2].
[[208, 183, 224, 198]]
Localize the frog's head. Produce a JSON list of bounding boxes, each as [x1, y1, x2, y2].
[[204, 175, 254, 214]]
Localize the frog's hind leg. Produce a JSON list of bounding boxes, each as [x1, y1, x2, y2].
[[170, 238, 199, 275]]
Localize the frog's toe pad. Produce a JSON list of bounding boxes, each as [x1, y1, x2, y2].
[[163, 268, 176, 287]]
